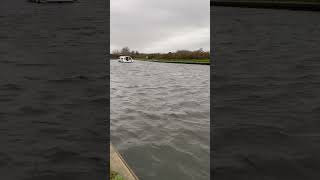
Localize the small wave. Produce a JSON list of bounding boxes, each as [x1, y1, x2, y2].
[[89, 97, 107, 106], [0, 153, 11, 167], [0, 60, 17, 64], [17, 106, 52, 116], [23, 76, 42, 80], [0, 35, 9, 40], [0, 83, 23, 91], [15, 63, 56, 67], [42, 147, 81, 163], [48, 75, 90, 83], [0, 97, 12, 102]]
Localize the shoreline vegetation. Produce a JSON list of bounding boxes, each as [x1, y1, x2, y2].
[[138, 58, 210, 65], [110, 144, 138, 180], [211, 0, 320, 11], [111, 170, 124, 180], [111, 47, 210, 65]]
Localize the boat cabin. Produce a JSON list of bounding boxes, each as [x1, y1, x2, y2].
[[120, 56, 133, 61], [118, 56, 134, 63]]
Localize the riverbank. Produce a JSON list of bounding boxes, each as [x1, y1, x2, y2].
[[211, 1, 320, 11], [110, 144, 139, 180], [136, 58, 210, 65]]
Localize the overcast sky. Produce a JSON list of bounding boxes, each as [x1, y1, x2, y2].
[[111, 0, 210, 53]]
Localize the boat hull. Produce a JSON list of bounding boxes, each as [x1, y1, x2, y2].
[[118, 60, 134, 63]]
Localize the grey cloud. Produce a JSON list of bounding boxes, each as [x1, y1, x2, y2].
[[111, 0, 210, 53]]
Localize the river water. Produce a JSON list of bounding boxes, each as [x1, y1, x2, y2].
[[110, 60, 210, 180]]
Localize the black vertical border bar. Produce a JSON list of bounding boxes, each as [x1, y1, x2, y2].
[[0, 0, 110, 179]]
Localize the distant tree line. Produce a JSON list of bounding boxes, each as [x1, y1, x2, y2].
[[111, 47, 210, 60]]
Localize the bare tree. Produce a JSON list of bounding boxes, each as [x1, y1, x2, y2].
[[112, 49, 120, 55], [121, 47, 130, 55]]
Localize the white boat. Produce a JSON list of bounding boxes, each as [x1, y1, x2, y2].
[[118, 56, 134, 63]]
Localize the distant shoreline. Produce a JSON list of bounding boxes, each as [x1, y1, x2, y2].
[[211, 1, 320, 11], [111, 58, 210, 65], [135, 58, 210, 65]]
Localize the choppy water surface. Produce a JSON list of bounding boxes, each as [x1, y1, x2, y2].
[[111, 60, 210, 180]]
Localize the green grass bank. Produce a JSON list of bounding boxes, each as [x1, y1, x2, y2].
[[111, 170, 125, 180], [136, 58, 210, 65]]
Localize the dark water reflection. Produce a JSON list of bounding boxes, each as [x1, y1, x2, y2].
[[0, 0, 107, 179], [213, 7, 320, 180]]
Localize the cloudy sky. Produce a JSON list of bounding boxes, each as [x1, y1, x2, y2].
[[111, 0, 210, 53]]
